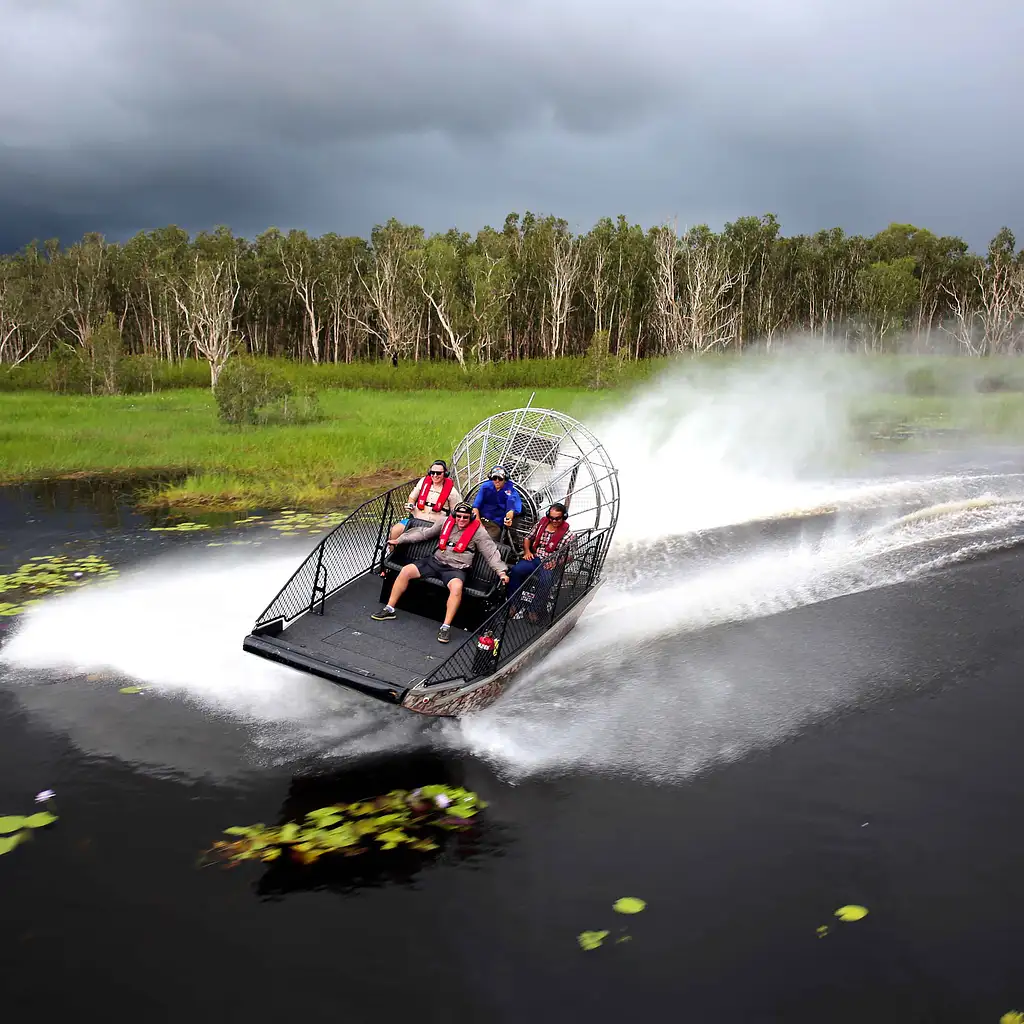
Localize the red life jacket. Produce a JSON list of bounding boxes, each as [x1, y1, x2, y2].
[[416, 474, 454, 512], [531, 517, 570, 553], [437, 515, 480, 553]]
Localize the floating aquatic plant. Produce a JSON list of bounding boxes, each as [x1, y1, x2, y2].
[[149, 521, 211, 532], [0, 554, 118, 616], [201, 785, 485, 868], [118, 686, 148, 695], [578, 931, 609, 950], [1001, 1012, 1024, 1024], [0, 801, 59, 857], [613, 897, 646, 914], [580, 898, 647, 950], [834, 905, 869, 922], [265, 510, 348, 536]]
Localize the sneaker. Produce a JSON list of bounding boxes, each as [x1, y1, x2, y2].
[[371, 606, 396, 621], [436, 625, 451, 643]]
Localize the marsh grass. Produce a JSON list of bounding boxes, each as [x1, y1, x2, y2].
[[0, 388, 619, 509], [3, 358, 1024, 511]]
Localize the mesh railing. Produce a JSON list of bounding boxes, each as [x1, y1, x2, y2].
[[419, 526, 613, 687], [253, 481, 416, 629]]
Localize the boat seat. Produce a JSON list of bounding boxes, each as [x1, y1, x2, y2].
[[382, 536, 517, 601]]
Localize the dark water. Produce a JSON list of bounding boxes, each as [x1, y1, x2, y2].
[[2, 474, 1024, 1022]]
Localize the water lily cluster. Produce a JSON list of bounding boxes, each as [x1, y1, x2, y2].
[[202, 785, 486, 867], [578, 897, 647, 950], [0, 792, 58, 856], [0, 554, 118, 616], [264, 510, 348, 536], [152, 509, 346, 539]]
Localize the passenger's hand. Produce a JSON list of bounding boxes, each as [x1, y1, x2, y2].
[[521, 552, 535, 561], [499, 573, 510, 585], [503, 512, 513, 525]]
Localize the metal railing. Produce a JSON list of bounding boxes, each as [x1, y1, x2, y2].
[[418, 526, 613, 688], [253, 480, 416, 630]]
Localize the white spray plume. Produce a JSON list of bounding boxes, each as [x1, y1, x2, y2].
[[592, 353, 886, 543]]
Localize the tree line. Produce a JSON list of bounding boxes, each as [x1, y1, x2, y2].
[[2, 213, 1023, 385]]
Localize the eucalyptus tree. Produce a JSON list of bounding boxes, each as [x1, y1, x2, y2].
[[355, 218, 425, 362]]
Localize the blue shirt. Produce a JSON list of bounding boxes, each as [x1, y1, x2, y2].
[[472, 480, 523, 520]]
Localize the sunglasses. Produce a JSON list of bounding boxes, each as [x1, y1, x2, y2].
[[454, 513, 472, 520], [429, 469, 444, 476], [490, 475, 505, 482], [548, 513, 564, 520]]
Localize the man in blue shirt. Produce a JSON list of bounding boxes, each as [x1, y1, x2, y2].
[[472, 465, 523, 541]]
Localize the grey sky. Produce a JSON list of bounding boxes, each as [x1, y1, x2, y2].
[[1, 0, 1021, 252]]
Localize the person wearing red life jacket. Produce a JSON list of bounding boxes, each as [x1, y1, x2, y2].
[[506, 503, 572, 607], [373, 502, 510, 643], [387, 460, 463, 549]]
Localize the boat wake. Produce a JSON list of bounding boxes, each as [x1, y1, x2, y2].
[[3, 358, 1024, 781], [452, 488, 1024, 781]]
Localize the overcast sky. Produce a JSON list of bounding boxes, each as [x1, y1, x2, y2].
[[1, 0, 1021, 253]]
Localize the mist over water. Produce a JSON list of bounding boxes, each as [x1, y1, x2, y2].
[[4, 355, 1024, 780]]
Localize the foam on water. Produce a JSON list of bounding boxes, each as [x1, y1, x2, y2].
[[4, 356, 1024, 780]]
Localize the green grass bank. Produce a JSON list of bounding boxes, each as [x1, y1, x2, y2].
[[0, 388, 625, 510], [3, 354, 1024, 513]]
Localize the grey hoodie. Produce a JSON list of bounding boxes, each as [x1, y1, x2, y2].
[[397, 517, 508, 574]]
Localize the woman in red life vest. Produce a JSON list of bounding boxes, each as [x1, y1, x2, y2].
[[387, 461, 463, 549], [506, 503, 571, 606], [373, 503, 510, 643]]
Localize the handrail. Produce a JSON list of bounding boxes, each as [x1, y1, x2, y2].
[[252, 479, 417, 629]]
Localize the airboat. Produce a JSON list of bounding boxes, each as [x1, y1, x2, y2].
[[242, 402, 620, 717]]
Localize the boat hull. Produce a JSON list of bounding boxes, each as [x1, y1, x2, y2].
[[400, 584, 600, 717]]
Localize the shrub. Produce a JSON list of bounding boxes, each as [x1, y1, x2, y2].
[[904, 365, 938, 396], [583, 329, 617, 389], [214, 359, 320, 425], [87, 313, 124, 395], [45, 344, 90, 394]]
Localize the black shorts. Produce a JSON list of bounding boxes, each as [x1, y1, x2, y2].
[[414, 554, 466, 587]]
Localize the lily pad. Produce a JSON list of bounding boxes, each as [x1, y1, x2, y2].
[[0, 833, 24, 856], [1000, 1013, 1024, 1024], [834, 905, 869, 922], [22, 811, 57, 829], [578, 930, 609, 951], [816, 925, 830, 938], [0, 815, 26, 834], [118, 686, 147, 695], [613, 897, 646, 914]]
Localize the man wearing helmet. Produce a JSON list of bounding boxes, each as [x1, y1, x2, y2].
[[372, 502, 510, 643]]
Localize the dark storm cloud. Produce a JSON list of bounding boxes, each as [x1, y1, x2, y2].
[[1, 0, 1021, 251]]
